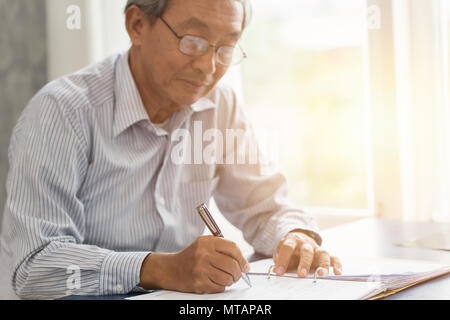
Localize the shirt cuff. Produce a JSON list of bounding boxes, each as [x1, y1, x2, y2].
[[99, 251, 150, 295], [285, 228, 323, 247]]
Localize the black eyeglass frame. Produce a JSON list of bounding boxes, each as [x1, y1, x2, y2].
[[158, 16, 247, 66]]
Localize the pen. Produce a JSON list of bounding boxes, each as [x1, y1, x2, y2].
[[196, 203, 252, 288]]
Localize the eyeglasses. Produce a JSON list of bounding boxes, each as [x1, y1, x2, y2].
[[159, 17, 247, 66]]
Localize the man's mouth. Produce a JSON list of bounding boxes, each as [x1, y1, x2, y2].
[[180, 79, 211, 88]]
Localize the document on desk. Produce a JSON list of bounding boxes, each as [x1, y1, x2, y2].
[[128, 275, 383, 300], [127, 257, 450, 300], [127, 258, 385, 301]]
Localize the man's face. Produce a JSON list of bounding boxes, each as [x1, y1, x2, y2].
[[138, 0, 244, 107]]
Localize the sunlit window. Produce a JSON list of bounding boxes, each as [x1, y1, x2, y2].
[[241, 0, 369, 211], [448, 0, 450, 83]]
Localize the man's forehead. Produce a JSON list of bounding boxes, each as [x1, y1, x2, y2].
[[179, 17, 212, 30], [178, 16, 242, 38], [168, 0, 244, 35]]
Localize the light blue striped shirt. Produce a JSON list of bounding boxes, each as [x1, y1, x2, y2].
[[0, 50, 321, 299]]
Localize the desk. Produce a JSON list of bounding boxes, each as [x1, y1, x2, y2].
[[241, 218, 449, 300], [320, 218, 450, 264], [2, 218, 449, 300], [320, 218, 450, 299]]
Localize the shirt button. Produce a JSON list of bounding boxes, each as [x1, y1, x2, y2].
[[115, 284, 123, 293], [157, 195, 166, 206]]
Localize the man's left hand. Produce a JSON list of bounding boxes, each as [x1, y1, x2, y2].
[[272, 230, 342, 277]]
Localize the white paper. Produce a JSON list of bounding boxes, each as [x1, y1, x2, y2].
[[127, 257, 449, 301], [249, 257, 449, 276], [127, 275, 384, 301], [397, 231, 450, 251]]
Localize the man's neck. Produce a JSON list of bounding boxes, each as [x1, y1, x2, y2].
[[128, 48, 179, 124]]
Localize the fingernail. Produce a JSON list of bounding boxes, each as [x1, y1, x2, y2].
[[274, 266, 285, 274], [244, 263, 250, 273], [301, 268, 308, 277], [320, 269, 329, 276]]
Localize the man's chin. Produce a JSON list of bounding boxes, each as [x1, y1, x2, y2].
[[174, 91, 210, 107], [173, 80, 212, 105]]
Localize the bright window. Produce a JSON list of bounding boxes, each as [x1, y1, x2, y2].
[[240, 0, 369, 211], [448, 0, 450, 82]]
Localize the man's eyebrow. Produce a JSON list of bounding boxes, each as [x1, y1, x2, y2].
[[178, 17, 210, 30], [178, 17, 242, 39]]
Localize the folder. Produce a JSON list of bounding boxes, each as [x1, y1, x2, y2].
[[127, 256, 450, 300]]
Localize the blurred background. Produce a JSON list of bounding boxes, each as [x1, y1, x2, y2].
[[0, 0, 449, 253]]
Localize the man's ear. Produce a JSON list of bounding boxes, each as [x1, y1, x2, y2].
[[125, 5, 148, 47]]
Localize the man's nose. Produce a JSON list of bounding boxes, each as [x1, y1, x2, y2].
[[191, 48, 217, 75]]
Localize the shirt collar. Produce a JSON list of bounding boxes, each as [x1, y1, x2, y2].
[[113, 50, 217, 137], [191, 98, 216, 113]]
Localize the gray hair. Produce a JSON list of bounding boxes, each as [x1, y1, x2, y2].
[[125, 0, 252, 30]]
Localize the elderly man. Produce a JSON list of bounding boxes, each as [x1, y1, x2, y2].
[[0, 0, 341, 299]]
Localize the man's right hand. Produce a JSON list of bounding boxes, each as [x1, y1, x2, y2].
[[138, 236, 250, 294]]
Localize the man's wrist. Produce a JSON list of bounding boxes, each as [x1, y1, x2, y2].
[[288, 229, 322, 246], [139, 252, 175, 290]]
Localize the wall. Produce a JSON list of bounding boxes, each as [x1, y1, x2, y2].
[[0, 0, 48, 229], [46, 0, 130, 80]]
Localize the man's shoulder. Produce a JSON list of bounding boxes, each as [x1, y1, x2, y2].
[[35, 53, 120, 113]]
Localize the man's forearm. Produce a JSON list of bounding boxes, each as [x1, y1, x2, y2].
[[10, 242, 149, 299]]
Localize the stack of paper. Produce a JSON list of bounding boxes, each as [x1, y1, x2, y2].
[[249, 257, 450, 300], [128, 274, 385, 300], [127, 257, 449, 300]]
